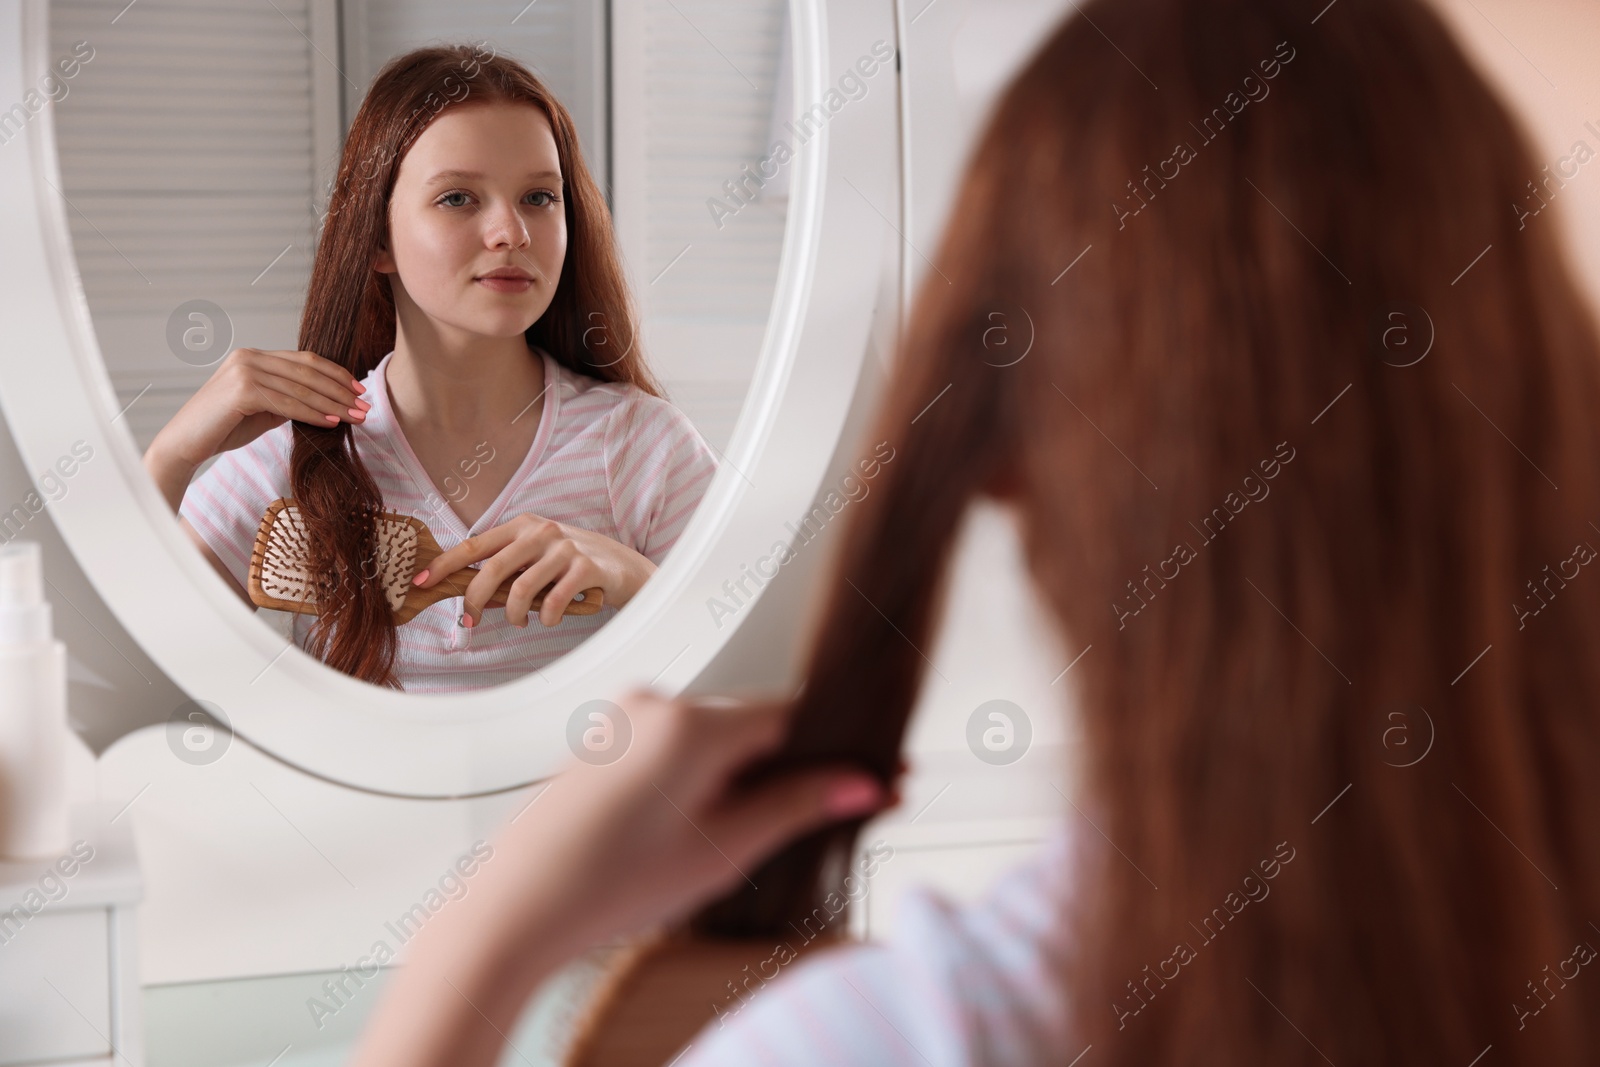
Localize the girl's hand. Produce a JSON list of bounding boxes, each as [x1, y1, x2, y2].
[[349, 688, 897, 1067], [413, 514, 657, 627], [148, 347, 370, 469], [487, 688, 893, 951]]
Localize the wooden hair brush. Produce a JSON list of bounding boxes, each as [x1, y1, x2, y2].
[[246, 498, 604, 624]]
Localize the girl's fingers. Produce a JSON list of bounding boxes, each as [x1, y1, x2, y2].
[[249, 370, 358, 424], [535, 560, 594, 627], [275, 348, 368, 401], [416, 526, 520, 591], [499, 555, 568, 627], [254, 366, 368, 421], [692, 697, 790, 759], [249, 382, 358, 429], [463, 540, 562, 626], [710, 767, 885, 868], [644, 697, 795, 802]]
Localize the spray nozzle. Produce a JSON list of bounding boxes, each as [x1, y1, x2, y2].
[[0, 542, 52, 644]]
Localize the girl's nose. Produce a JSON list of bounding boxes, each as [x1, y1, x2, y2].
[[486, 203, 531, 249]]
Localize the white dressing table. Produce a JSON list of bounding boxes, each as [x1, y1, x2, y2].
[[0, 800, 142, 1067]]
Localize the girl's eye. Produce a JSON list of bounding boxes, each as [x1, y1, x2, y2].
[[434, 190, 560, 209]]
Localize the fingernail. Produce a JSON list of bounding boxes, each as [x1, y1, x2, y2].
[[461, 612, 475, 629], [348, 407, 366, 419], [413, 569, 429, 586], [825, 778, 881, 817], [352, 379, 366, 393], [354, 397, 372, 410], [324, 414, 340, 423]]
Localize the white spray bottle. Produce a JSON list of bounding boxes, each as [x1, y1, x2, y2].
[[0, 540, 70, 858]]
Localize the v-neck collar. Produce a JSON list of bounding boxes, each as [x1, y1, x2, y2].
[[365, 346, 561, 543]]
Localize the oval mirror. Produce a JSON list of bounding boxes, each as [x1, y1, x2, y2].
[[0, 0, 901, 795]]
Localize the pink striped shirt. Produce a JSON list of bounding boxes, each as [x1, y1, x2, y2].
[[674, 823, 1079, 1066], [179, 347, 719, 691]]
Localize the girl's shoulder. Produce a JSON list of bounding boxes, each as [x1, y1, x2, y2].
[[674, 821, 1078, 1067], [545, 352, 703, 443], [549, 351, 650, 407], [202, 418, 297, 488]]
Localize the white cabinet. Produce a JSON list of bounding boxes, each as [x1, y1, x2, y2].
[[0, 803, 142, 1067]]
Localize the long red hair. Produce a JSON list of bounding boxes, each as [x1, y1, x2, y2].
[[695, 0, 1600, 1061], [291, 44, 658, 688]]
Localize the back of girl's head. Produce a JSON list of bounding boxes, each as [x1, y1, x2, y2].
[[699, 0, 1600, 1060], [289, 43, 653, 686]]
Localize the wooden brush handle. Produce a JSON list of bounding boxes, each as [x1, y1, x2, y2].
[[394, 521, 604, 625], [402, 566, 604, 620]]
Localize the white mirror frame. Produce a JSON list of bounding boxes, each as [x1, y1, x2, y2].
[[0, 0, 901, 796]]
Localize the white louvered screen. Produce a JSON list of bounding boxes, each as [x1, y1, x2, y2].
[[49, 0, 332, 454], [635, 0, 788, 450], [340, 0, 609, 195]]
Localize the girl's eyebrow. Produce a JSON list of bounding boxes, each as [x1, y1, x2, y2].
[[424, 169, 563, 185]]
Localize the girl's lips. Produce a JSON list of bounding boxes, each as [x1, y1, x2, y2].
[[477, 276, 533, 293]]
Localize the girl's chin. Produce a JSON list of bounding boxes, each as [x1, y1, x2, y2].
[[409, 294, 552, 339], [454, 300, 552, 336], [479, 314, 548, 338]]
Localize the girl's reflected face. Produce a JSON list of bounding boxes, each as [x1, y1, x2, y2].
[[375, 101, 567, 340]]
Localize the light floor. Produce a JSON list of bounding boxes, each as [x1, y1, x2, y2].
[[143, 946, 625, 1067]]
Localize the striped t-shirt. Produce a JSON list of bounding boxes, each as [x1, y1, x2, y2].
[[179, 346, 719, 691], [673, 822, 1079, 1066]]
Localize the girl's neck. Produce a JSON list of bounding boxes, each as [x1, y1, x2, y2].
[[385, 331, 547, 438]]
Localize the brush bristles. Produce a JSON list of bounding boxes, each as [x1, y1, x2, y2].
[[257, 504, 421, 612]]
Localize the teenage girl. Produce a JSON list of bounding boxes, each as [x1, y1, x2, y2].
[[144, 44, 718, 691], [353, 0, 1600, 1062]]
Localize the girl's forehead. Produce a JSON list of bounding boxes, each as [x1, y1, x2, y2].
[[399, 102, 561, 180]]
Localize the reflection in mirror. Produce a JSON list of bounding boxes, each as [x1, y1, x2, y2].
[[49, 0, 791, 691]]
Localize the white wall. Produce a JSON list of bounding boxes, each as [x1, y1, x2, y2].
[[1425, 0, 1600, 317]]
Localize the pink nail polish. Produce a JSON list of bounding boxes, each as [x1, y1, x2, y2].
[[355, 397, 373, 410], [825, 779, 881, 817], [324, 413, 340, 423], [413, 569, 429, 586], [348, 407, 366, 419], [462, 613, 475, 629]]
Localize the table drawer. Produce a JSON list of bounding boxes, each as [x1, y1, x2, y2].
[[0, 907, 111, 1065]]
